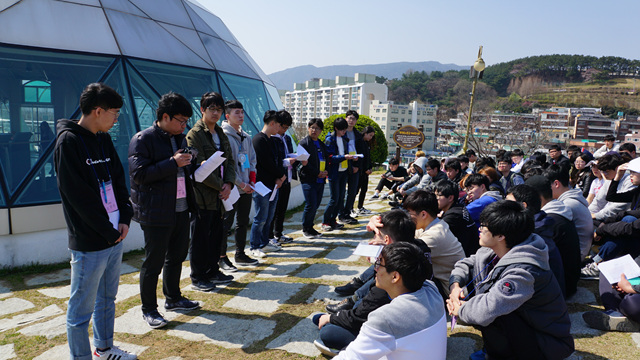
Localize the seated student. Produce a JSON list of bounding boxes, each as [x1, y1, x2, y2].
[[619, 142, 637, 159], [593, 134, 620, 159], [316, 210, 433, 355], [511, 148, 526, 173], [444, 158, 464, 184], [414, 158, 447, 192], [497, 155, 524, 193], [396, 157, 428, 197], [466, 149, 478, 170], [507, 185, 568, 298], [403, 190, 466, 298], [464, 173, 502, 228], [370, 158, 408, 200], [581, 158, 640, 279], [325, 242, 446, 360], [447, 201, 574, 360], [583, 271, 640, 332], [589, 153, 636, 222], [457, 155, 474, 174], [435, 180, 480, 257], [477, 167, 506, 198], [571, 152, 595, 198]]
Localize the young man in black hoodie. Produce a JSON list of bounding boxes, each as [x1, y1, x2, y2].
[[435, 180, 479, 256], [339, 110, 365, 225], [55, 83, 136, 360]]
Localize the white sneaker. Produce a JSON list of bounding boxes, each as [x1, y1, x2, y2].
[[93, 346, 137, 360], [248, 248, 267, 258], [262, 243, 282, 253]]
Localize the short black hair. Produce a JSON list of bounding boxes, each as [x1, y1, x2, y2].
[[80, 83, 123, 115], [379, 209, 416, 243], [308, 118, 324, 130], [457, 155, 469, 164], [479, 200, 534, 249], [511, 148, 524, 157], [157, 92, 192, 122], [444, 159, 461, 172], [475, 157, 495, 171], [263, 110, 277, 124], [334, 117, 348, 131], [362, 125, 375, 134], [435, 180, 459, 202], [604, 134, 616, 142], [225, 99, 243, 111], [426, 159, 440, 170], [620, 143, 636, 153], [543, 164, 570, 187], [549, 144, 562, 152], [402, 190, 439, 218], [525, 175, 552, 200], [464, 173, 490, 190], [380, 242, 430, 293], [465, 149, 476, 157], [276, 110, 293, 127], [497, 155, 512, 165], [531, 151, 548, 165], [508, 184, 542, 214], [567, 145, 581, 153], [389, 158, 400, 166], [200, 91, 224, 110], [345, 109, 359, 120], [597, 153, 626, 171], [522, 164, 544, 181]]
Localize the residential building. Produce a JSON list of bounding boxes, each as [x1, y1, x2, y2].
[[369, 100, 437, 154], [617, 115, 640, 142]]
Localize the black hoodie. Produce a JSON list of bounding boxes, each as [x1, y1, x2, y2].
[[54, 119, 132, 251]]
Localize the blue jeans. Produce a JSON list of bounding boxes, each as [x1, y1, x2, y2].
[[324, 171, 348, 225], [250, 190, 279, 250], [302, 181, 325, 230], [342, 170, 360, 217], [67, 242, 123, 360], [597, 216, 640, 261], [320, 323, 358, 350]]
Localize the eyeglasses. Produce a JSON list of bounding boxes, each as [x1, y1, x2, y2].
[[374, 258, 386, 271], [207, 106, 223, 113], [172, 116, 189, 126], [95, 107, 120, 118]]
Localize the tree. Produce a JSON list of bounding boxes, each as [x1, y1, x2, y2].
[[319, 114, 388, 165]]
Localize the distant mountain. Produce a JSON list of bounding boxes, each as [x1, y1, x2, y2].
[[268, 61, 469, 90]]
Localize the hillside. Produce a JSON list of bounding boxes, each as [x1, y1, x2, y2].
[[268, 61, 468, 90]]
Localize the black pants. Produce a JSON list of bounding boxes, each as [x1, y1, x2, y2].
[[479, 312, 544, 360], [190, 208, 223, 282], [139, 211, 190, 313], [269, 181, 291, 239], [375, 178, 395, 192], [222, 192, 252, 256], [356, 172, 369, 209], [342, 170, 360, 217]]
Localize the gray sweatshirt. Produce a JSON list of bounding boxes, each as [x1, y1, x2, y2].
[[221, 122, 256, 194], [557, 188, 594, 260]]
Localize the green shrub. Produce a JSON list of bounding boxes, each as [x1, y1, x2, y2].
[[319, 114, 388, 165]]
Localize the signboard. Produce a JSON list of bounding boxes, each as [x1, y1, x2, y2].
[[393, 125, 424, 150]]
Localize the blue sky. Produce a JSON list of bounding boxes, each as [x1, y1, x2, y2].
[[199, 0, 639, 75]]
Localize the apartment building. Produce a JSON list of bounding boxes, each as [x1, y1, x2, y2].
[[369, 100, 437, 154]]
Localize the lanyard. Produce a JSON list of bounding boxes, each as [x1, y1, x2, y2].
[[78, 135, 112, 202], [451, 255, 498, 330]]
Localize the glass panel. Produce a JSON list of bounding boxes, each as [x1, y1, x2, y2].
[[129, 0, 194, 28], [126, 65, 160, 131], [183, 2, 218, 38], [0, 0, 119, 55], [228, 45, 274, 86], [129, 59, 219, 129], [157, 22, 214, 68], [12, 149, 59, 206], [101, 0, 148, 17], [0, 45, 114, 196], [219, 73, 272, 137], [105, 9, 212, 70], [199, 33, 259, 80], [265, 83, 284, 109], [216, 75, 259, 136], [186, 2, 239, 45]]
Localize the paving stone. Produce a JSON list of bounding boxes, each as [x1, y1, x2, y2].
[[114, 303, 186, 335], [567, 286, 596, 305], [182, 271, 251, 293], [296, 264, 370, 282], [32, 341, 147, 360], [262, 246, 325, 259], [305, 285, 343, 304], [37, 285, 69, 299], [266, 314, 320, 357], [24, 269, 70, 287], [0, 304, 63, 332], [0, 281, 11, 300], [120, 263, 139, 275], [18, 314, 66, 339], [168, 313, 276, 349], [115, 284, 141, 303], [446, 336, 476, 359], [338, 228, 370, 236], [36, 283, 139, 303], [295, 237, 360, 247], [570, 312, 603, 336], [257, 262, 305, 278], [223, 281, 305, 314], [161, 357, 184, 360], [0, 344, 15, 360], [631, 333, 640, 348], [0, 298, 35, 316], [325, 247, 361, 262]]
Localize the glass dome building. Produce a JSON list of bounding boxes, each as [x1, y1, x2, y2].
[[0, 0, 283, 264]]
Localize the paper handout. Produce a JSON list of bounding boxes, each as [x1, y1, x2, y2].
[[269, 187, 278, 202], [598, 254, 640, 284], [353, 243, 384, 258], [251, 182, 271, 197], [222, 185, 240, 211], [194, 151, 225, 183]]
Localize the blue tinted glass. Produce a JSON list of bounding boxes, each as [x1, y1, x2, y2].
[[126, 63, 160, 131], [217, 73, 262, 136], [13, 150, 59, 206], [199, 34, 259, 80], [0, 45, 113, 198]]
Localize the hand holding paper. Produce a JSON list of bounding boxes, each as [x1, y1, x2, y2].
[[194, 151, 225, 183]]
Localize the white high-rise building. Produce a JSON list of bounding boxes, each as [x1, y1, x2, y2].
[[284, 73, 387, 124], [369, 100, 438, 154]]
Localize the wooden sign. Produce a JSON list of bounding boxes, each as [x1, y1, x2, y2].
[[393, 125, 424, 150]]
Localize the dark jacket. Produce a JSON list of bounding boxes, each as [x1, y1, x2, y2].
[[439, 203, 480, 257], [324, 132, 350, 179], [252, 132, 285, 189], [298, 136, 329, 184], [552, 155, 571, 172], [533, 211, 567, 298], [597, 180, 640, 238], [283, 134, 298, 181], [544, 211, 581, 298], [360, 140, 372, 174], [55, 119, 133, 251], [185, 120, 236, 211], [128, 123, 197, 226], [345, 128, 365, 171]]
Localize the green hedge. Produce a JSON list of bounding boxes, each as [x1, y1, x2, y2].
[[319, 114, 388, 165]]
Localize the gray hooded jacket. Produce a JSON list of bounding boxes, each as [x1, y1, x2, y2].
[[558, 188, 594, 260], [221, 122, 256, 194]]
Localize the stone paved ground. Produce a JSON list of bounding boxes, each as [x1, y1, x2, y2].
[[0, 174, 638, 359]]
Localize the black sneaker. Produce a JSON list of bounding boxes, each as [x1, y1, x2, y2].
[[339, 216, 358, 225], [303, 229, 317, 239], [191, 279, 216, 292], [235, 253, 259, 266], [335, 277, 364, 296], [209, 271, 234, 285], [218, 257, 238, 272], [164, 298, 201, 311], [310, 228, 322, 237], [326, 297, 355, 314], [331, 223, 344, 230], [142, 309, 168, 329], [278, 235, 294, 244]]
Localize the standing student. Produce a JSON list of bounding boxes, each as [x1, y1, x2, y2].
[[339, 110, 365, 225], [221, 100, 259, 268], [185, 91, 236, 290], [298, 118, 329, 239], [56, 83, 137, 360], [353, 126, 375, 216], [129, 92, 201, 329]]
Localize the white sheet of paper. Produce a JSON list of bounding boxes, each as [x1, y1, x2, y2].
[[194, 151, 225, 183], [108, 210, 120, 231], [354, 154, 364, 158], [353, 243, 383, 258], [295, 153, 310, 161], [269, 187, 278, 202], [251, 181, 271, 196], [598, 254, 640, 284], [222, 185, 240, 211]]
